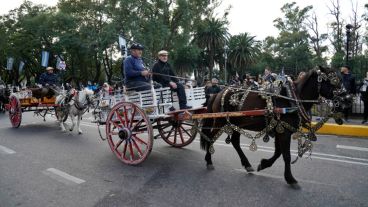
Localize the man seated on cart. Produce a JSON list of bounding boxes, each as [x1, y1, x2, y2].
[[39, 67, 59, 87], [31, 66, 60, 98], [152, 50, 192, 110], [123, 43, 161, 91]]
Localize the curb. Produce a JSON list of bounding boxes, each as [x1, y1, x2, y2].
[[304, 122, 368, 137]]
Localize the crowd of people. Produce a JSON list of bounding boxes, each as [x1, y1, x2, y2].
[[2, 43, 368, 123]]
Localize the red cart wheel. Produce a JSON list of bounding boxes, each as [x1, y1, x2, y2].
[[105, 102, 153, 165], [8, 95, 22, 128], [157, 119, 198, 148]]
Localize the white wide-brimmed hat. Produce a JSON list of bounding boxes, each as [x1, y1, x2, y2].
[[46, 67, 54, 71], [158, 50, 169, 56]]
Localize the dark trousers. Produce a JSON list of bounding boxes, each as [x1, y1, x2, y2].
[[126, 81, 151, 91], [363, 100, 368, 121], [126, 81, 162, 92], [343, 107, 351, 120], [171, 83, 187, 108]]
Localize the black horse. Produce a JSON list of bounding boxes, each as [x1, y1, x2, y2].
[[0, 83, 10, 112], [200, 66, 348, 188]]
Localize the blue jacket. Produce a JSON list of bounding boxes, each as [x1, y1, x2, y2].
[[39, 72, 58, 86], [123, 55, 147, 83]]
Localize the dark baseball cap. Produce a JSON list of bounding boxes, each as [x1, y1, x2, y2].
[[130, 43, 144, 50]]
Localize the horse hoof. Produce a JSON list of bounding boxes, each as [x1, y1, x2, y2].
[[257, 164, 263, 172], [289, 183, 301, 190], [206, 164, 215, 170], [78, 132, 82, 135], [245, 166, 255, 173]]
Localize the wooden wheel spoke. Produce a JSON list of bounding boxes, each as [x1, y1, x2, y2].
[[178, 127, 185, 144], [173, 127, 178, 144], [123, 106, 129, 127], [122, 141, 128, 160], [115, 111, 126, 127], [131, 119, 143, 131], [165, 126, 175, 139], [180, 126, 192, 138], [132, 139, 143, 157], [128, 141, 134, 160], [133, 135, 148, 146], [110, 120, 122, 129], [159, 123, 172, 130], [114, 140, 124, 150], [129, 107, 136, 128]]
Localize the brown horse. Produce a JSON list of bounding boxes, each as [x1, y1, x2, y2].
[[200, 66, 347, 188]]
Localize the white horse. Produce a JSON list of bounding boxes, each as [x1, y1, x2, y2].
[[56, 88, 95, 134]]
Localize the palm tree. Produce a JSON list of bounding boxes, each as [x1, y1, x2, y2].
[[193, 17, 229, 79], [228, 33, 261, 74]]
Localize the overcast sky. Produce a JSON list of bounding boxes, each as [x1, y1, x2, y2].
[[0, 0, 365, 40]]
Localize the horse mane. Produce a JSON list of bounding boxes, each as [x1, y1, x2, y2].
[[294, 69, 316, 95]]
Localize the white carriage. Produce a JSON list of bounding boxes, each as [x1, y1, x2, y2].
[[93, 84, 207, 165]]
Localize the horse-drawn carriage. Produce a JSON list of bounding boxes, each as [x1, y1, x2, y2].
[[91, 67, 349, 187], [3, 66, 350, 186], [6, 87, 62, 128]]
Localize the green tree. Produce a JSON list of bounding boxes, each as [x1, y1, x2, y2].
[[271, 2, 314, 74], [193, 17, 229, 79], [227, 33, 261, 75]]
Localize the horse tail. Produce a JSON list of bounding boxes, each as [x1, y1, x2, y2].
[[200, 94, 216, 151]]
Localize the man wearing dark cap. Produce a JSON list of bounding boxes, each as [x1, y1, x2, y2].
[[152, 50, 191, 109], [123, 43, 151, 91]]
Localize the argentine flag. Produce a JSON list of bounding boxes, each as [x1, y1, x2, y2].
[[41, 51, 49, 67], [19, 61, 25, 72], [6, 57, 14, 70]]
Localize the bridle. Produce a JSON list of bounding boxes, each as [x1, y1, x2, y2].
[[316, 69, 347, 112]]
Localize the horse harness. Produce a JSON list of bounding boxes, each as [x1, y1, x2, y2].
[[197, 69, 345, 161]]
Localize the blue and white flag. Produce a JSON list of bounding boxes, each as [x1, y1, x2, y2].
[[119, 36, 127, 57], [19, 61, 25, 72], [6, 57, 14, 70], [41, 51, 49, 67]]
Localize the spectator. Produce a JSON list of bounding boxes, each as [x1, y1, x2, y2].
[[340, 65, 356, 122], [263, 67, 275, 83], [360, 72, 368, 124], [203, 78, 221, 106]]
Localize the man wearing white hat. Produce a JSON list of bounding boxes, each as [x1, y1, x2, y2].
[[152, 50, 191, 110], [39, 67, 59, 86]]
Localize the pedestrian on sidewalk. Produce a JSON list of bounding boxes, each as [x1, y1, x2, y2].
[[360, 72, 368, 124], [340, 65, 356, 122]]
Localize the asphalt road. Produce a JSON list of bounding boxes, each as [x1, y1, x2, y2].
[[0, 112, 368, 207]]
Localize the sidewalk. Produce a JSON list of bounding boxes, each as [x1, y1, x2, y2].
[[309, 116, 368, 137]]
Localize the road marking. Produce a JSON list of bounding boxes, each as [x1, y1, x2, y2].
[[214, 140, 368, 162], [193, 141, 368, 167], [336, 145, 368, 152], [43, 168, 85, 185], [0, 145, 16, 154]]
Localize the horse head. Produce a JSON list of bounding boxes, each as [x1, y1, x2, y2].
[[315, 66, 351, 124]]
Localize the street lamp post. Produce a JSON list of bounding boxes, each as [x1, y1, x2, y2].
[[224, 45, 228, 84], [345, 24, 353, 67]]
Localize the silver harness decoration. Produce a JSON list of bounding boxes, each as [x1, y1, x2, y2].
[[197, 68, 345, 163]]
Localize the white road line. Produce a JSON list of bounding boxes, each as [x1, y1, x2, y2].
[[0, 145, 16, 154], [43, 168, 85, 185], [214, 140, 368, 162], [336, 145, 368, 152], [193, 141, 368, 167]]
